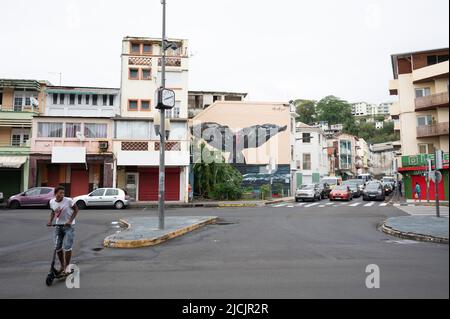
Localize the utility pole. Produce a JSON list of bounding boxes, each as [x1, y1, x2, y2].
[[158, 0, 167, 230]]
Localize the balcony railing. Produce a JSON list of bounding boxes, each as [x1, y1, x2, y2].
[[415, 92, 449, 111], [416, 122, 449, 138]]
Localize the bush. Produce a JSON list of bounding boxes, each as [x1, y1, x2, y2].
[[260, 184, 271, 200], [210, 183, 243, 201]]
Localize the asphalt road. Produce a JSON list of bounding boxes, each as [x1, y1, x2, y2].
[[0, 197, 448, 299]]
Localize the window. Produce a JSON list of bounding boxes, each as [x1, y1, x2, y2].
[[38, 123, 63, 138], [84, 123, 107, 138], [25, 188, 41, 196], [143, 44, 152, 54], [40, 188, 53, 195], [115, 121, 150, 139], [417, 115, 433, 126], [128, 100, 138, 111], [141, 68, 152, 80], [427, 55, 449, 66], [85, 95, 90, 104], [141, 100, 151, 111], [59, 94, 65, 105], [90, 189, 105, 197], [14, 97, 23, 111], [418, 143, 435, 154], [0, 92, 3, 105], [302, 153, 312, 170], [109, 95, 114, 106], [78, 95, 83, 104], [129, 68, 139, 80], [105, 189, 119, 196], [102, 95, 108, 106], [11, 129, 30, 146], [69, 94, 76, 105], [131, 43, 141, 54], [302, 133, 311, 143], [415, 87, 431, 98], [92, 95, 98, 106], [52, 94, 58, 104], [65, 123, 81, 138]]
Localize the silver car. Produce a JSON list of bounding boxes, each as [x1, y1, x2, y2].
[[74, 188, 129, 210], [295, 184, 321, 202]]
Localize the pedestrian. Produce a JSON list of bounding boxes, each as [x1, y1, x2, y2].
[[398, 180, 403, 197], [46, 186, 79, 276], [414, 182, 421, 203]]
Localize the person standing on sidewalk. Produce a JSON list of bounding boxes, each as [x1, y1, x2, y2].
[[414, 182, 422, 203], [398, 180, 403, 197]]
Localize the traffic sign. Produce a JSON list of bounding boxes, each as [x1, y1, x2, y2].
[[430, 171, 442, 183]]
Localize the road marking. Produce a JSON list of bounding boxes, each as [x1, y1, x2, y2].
[[305, 202, 320, 208], [379, 203, 388, 207], [273, 203, 287, 207], [286, 205, 295, 208], [364, 202, 375, 207], [296, 203, 306, 207], [349, 202, 361, 207], [325, 202, 334, 206]]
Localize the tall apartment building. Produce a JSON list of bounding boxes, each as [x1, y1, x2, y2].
[[114, 37, 190, 202], [389, 48, 449, 200], [0, 79, 47, 199]]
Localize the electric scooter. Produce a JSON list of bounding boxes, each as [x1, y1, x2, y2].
[[45, 225, 73, 286]]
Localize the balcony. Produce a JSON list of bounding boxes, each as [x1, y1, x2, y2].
[[31, 139, 113, 154], [0, 143, 30, 155], [415, 92, 449, 111], [413, 60, 449, 84], [416, 122, 449, 138]]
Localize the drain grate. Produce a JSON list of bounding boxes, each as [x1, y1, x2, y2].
[[91, 247, 104, 252]]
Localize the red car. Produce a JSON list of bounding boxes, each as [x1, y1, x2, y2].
[[329, 185, 353, 201]]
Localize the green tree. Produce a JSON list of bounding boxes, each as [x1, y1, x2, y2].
[[316, 96, 355, 127], [294, 99, 317, 124]]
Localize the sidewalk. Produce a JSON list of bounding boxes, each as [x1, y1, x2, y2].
[[381, 215, 449, 244], [128, 197, 294, 209]]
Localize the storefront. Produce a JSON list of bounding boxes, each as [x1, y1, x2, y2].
[[399, 153, 449, 201], [0, 155, 29, 199]]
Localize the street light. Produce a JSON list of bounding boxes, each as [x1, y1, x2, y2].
[[156, 0, 177, 230]]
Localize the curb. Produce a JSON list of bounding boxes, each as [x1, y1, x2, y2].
[[380, 222, 449, 244], [103, 216, 219, 249]]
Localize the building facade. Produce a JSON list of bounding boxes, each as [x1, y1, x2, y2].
[[28, 85, 120, 197], [328, 133, 357, 179], [389, 48, 449, 200], [0, 79, 47, 199], [188, 91, 247, 118], [369, 142, 397, 178], [192, 101, 297, 197], [114, 36, 190, 202], [294, 123, 329, 185], [355, 138, 370, 175]]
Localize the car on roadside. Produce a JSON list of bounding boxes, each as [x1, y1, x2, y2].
[[381, 182, 393, 196], [382, 176, 396, 190], [0, 192, 3, 204], [329, 185, 353, 201], [343, 181, 361, 198], [74, 188, 129, 210], [295, 184, 322, 202], [320, 177, 342, 190], [7, 187, 55, 209], [362, 182, 386, 201], [318, 183, 332, 199]]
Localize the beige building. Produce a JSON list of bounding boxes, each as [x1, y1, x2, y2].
[[115, 36, 190, 202], [389, 48, 449, 157]]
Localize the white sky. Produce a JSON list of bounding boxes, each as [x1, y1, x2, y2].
[[0, 0, 448, 104]]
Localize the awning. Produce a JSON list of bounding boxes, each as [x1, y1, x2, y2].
[[342, 171, 354, 176], [51, 147, 86, 164], [0, 156, 27, 168]]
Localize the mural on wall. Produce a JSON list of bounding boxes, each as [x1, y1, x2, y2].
[[191, 122, 287, 164]]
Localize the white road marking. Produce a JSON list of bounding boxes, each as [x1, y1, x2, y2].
[[273, 203, 287, 207], [379, 203, 388, 207], [296, 203, 306, 207], [349, 202, 362, 207], [364, 202, 375, 207], [305, 202, 320, 208]]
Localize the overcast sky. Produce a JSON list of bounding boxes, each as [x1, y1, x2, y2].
[[0, 0, 448, 104]]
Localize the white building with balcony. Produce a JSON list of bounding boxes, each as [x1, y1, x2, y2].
[[114, 36, 190, 202]]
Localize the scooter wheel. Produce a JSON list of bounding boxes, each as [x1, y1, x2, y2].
[[46, 273, 55, 286]]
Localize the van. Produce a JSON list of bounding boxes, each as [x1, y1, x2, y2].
[[357, 174, 372, 183], [320, 176, 343, 189]]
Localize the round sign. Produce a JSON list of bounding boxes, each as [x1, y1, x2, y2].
[[430, 171, 442, 183]]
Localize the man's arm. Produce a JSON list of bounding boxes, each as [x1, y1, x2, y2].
[[47, 210, 55, 227], [66, 201, 79, 226]]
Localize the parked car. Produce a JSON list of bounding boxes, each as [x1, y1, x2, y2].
[[320, 177, 342, 190], [0, 192, 3, 204], [343, 181, 361, 198], [344, 179, 365, 192], [318, 183, 332, 199], [329, 185, 353, 201], [381, 182, 393, 195], [382, 176, 396, 190], [74, 188, 129, 210], [295, 184, 322, 202], [7, 187, 55, 209], [357, 174, 372, 184], [362, 182, 386, 201]]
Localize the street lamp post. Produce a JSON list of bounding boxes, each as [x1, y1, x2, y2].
[[158, 0, 167, 230]]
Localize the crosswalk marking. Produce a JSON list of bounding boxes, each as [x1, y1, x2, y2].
[[364, 202, 375, 207], [305, 202, 320, 208], [296, 203, 306, 207], [379, 203, 388, 207], [349, 202, 361, 207]]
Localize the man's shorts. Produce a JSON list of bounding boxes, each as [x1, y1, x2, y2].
[[54, 226, 75, 252]]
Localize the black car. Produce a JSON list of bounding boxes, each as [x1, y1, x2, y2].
[[343, 181, 362, 198], [318, 183, 332, 199], [362, 182, 386, 201]]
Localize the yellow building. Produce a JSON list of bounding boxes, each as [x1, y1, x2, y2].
[[389, 48, 449, 200]]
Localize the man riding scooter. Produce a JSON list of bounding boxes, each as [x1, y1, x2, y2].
[[46, 186, 79, 276]]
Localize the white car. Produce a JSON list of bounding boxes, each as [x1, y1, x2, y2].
[[74, 188, 129, 210]]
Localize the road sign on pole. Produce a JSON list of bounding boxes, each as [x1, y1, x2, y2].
[[435, 150, 444, 170]]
